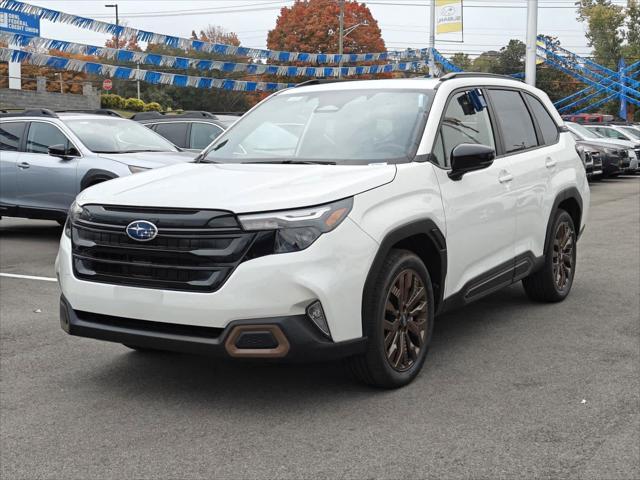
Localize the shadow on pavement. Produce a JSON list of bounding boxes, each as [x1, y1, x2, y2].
[[78, 285, 535, 405]]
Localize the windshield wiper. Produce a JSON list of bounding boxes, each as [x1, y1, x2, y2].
[[93, 149, 165, 154], [241, 160, 336, 165]]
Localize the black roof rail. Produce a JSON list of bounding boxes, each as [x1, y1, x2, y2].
[[179, 110, 218, 119], [56, 109, 123, 117], [438, 72, 520, 81], [130, 111, 163, 121], [131, 110, 220, 121], [0, 108, 58, 118]]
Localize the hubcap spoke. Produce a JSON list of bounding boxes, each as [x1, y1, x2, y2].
[[383, 268, 429, 372]]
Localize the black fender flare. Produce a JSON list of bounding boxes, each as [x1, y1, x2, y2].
[[362, 219, 448, 326], [543, 187, 583, 253], [80, 169, 118, 191]]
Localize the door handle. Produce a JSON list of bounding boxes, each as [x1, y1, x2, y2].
[[17, 162, 30, 169], [545, 157, 557, 168], [498, 170, 513, 184]]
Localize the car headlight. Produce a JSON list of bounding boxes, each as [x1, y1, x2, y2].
[[64, 201, 85, 238], [128, 165, 150, 174], [238, 197, 353, 253]]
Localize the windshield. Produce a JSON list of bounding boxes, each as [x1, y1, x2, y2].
[[568, 122, 602, 140], [64, 118, 179, 153], [201, 89, 432, 165], [621, 127, 640, 140]]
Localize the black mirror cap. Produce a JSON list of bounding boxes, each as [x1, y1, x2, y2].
[[448, 143, 496, 180], [48, 144, 79, 159]]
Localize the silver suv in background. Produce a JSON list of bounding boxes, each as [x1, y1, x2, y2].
[[0, 109, 195, 222]]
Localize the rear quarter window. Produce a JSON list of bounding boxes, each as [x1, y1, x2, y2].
[[525, 94, 559, 145]]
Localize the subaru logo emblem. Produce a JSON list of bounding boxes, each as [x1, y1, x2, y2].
[[126, 220, 158, 242]]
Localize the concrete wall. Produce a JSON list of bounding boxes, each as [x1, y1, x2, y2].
[[0, 77, 100, 110]]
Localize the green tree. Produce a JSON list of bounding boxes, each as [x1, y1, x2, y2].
[[450, 52, 472, 71], [496, 39, 526, 74], [472, 50, 499, 72], [575, 0, 625, 68]]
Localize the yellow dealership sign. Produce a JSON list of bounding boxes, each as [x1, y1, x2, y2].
[[436, 0, 463, 34]]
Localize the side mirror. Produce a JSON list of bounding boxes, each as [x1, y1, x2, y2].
[[448, 143, 495, 180], [48, 144, 79, 160]]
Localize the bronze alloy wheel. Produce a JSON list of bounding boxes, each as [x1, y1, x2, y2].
[[552, 220, 574, 291], [383, 269, 428, 372]]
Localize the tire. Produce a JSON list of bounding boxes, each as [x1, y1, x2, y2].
[[522, 209, 577, 302], [347, 249, 435, 389]]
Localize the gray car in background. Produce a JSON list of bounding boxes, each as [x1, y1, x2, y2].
[[0, 109, 195, 222]]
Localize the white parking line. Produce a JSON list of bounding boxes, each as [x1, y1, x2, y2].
[[0, 273, 57, 282]]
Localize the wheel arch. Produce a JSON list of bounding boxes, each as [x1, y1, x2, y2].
[[363, 220, 448, 323], [544, 187, 583, 253], [80, 169, 118, 191]]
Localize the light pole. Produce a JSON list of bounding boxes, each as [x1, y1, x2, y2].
[[105, 4, 119, 48], [337, 1, 368, 79], [525, 0, 538, 86], [428, 0, 436, 77]]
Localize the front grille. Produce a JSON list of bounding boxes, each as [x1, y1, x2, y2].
[[71, 205, 262, 292]]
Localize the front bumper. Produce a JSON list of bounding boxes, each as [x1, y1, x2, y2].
[[56, 217, 379, 343], [59, 295, 366, 361]]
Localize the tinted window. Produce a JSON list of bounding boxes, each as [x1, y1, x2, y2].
[[153, 122, 189, 148], [525, 94, 558, 145], [190, 122, 223, 150], [26, 122, 70, 154], [433, 89, 495, 168], [0, 121, 26, 151], [489, 89, 537, 153]]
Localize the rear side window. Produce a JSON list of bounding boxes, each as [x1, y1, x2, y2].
[[433, 89, 495, 168], [26, 122, 70, 154], [525, 94, 559, 145], [190, 123, 224, 150], [154, 122, 189, 148], [489, 89, 537, 153], [0, 121, 26, 151]]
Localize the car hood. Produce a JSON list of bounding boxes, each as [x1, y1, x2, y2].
[[578, 138, 637, 149], [576, 139, 634, 151], [77, 162, 397, 213], [96, 150, 197, 168]]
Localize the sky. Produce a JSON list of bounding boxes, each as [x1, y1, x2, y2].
[[16, 0, 630, 58]]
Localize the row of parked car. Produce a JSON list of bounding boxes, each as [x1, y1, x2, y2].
[[0, 109, 238, 222], [567, 121, 640, 179], [0, 107, 639, 224]]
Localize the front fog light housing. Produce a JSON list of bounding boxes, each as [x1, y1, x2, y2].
[[306, 300, 330, 338], [238, 197, 353, 253]]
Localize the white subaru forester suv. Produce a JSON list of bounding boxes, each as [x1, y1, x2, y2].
[[56, 73, 590, 388]]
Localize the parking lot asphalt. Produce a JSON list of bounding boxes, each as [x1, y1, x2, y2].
[[1, 177, 639, 480]]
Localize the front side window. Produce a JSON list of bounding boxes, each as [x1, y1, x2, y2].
[[433, 89, 495, 168], [621, 127, 640, 140], [64, 118, 178, 153], [26, 122, 70, 154], [154, 122, 189, 148], [190, 123, 223, 150], [525, 94, 559, 145], [601, 128, 629, 140], [0, 121, 26, 151], [489, 89, 537, 153], [202, 89, 432, 164]]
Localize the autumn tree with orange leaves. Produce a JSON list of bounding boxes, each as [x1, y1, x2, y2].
[[267, 0, 385, 56]]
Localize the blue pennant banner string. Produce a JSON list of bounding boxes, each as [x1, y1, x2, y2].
[[0, 32, 429, 78], [0, 47, 296, 92], [0, 0, 429, 64]]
